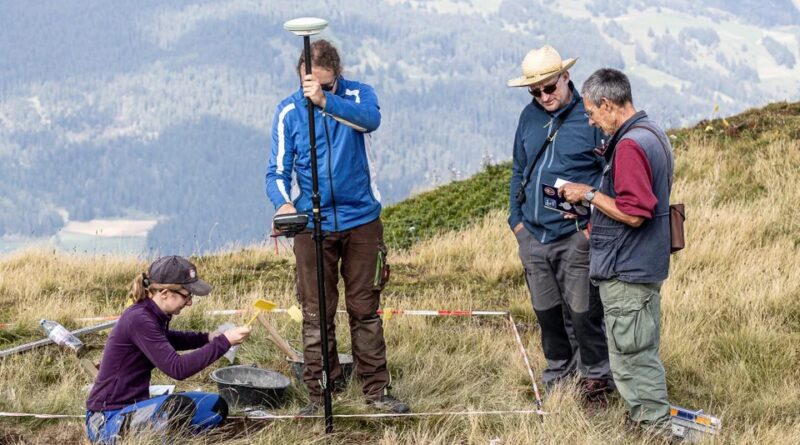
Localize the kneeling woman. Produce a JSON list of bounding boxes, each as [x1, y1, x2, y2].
[[85, 255, 251, 444]]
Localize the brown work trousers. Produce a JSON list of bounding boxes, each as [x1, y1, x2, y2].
[[294, 218, 390, 401]]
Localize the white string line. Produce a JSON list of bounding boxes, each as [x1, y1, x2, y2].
[[0, 412, 84, 419], [0, 409, 550, 421], [233, 409, 551, 420]]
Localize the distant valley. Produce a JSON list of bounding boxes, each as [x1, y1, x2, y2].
[[1, 0, 798, 255]]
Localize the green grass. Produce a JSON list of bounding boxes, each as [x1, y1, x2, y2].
[[382, 163, 511, 250], [1, 101, 800, 443]]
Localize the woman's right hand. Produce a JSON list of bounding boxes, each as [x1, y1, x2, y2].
[[223, 325, 252, 346]]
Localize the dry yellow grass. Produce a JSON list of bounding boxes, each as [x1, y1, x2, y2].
[[1, 114, 799, 443]]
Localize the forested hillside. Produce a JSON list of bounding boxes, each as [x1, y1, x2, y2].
[[1, 0, 798, 254]]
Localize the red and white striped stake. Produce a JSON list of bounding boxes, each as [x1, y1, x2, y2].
[[507, 313, 544, 420], [59, 308, 510, 324], [376, 309, 507, 317]]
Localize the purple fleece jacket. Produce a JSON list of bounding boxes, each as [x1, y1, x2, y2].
[[86, 298, 231, 411]]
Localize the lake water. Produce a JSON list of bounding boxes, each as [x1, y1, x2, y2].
[[0, 219, 157, 258]]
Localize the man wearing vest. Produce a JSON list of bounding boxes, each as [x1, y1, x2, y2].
[[507, 45, 613, 405], [560, 68, 674, 434]]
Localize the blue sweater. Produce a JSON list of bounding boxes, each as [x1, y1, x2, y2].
[[265, 77, 382, 232], [508, 82, 605, 244], [86, 298, 230, 411]]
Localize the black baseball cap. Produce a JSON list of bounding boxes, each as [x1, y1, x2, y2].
[[148, 256, 213, 296]]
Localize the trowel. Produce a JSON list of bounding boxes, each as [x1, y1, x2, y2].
[[245, 298, 301, 361], [245, 299, 277, 326]]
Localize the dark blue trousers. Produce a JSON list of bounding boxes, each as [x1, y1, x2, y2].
[[85, 392, 227, 444]]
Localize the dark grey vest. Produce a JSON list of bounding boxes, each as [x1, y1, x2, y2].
[[589, 112, 673, 283]]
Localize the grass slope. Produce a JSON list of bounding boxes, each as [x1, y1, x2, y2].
[[1, 102, 799, 444], [382, 163, 512, 250], [382, 101, 800, 250]]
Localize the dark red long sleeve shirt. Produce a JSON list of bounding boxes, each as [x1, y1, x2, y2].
[[612, 139, 658, 219], [86, 298, 230, 411]]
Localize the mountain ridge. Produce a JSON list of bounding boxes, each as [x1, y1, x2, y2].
[[1, 0, 798, 255]]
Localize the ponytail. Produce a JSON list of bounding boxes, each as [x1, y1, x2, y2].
[[128, 272, 184, 304], [129, 273, 151, 304]]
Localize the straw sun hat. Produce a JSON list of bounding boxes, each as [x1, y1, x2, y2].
[[507, 45, 577, 87]]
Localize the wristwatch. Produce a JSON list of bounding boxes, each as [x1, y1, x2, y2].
[[584, 188, 598, 202]]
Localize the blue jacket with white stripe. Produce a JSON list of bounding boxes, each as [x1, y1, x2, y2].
[[265, 77, 382, 232]]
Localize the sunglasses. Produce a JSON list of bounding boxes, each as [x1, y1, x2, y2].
[[528, 76, 561, 98], [173, 289, 193, 300], [320, 79, 336, 92]]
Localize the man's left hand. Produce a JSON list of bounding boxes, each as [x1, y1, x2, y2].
[[559, 182, 593, 204]]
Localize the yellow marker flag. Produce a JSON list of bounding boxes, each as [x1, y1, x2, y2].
[[713, 104, 720, 113], [382, 308, 393, 322], [287, 305, 303, 323], [722, 118, 730, 128]]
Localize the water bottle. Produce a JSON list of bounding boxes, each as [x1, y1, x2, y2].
[[217, 322, 239, 364], [40, 319, 84, 354]]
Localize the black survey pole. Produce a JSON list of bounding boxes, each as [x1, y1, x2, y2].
[[303, 34, 334, 434]]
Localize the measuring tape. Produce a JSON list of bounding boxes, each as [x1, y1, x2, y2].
[[0, 307, 511, 327], [0, 408, 549, 421]]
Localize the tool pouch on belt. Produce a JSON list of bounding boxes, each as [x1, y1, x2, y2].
[[372, 248, 390, 291], [669, 203, 685, 254], [627, 124, 686, 255]]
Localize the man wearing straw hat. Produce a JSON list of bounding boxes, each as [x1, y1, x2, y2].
[[507, 45, 612, 405]]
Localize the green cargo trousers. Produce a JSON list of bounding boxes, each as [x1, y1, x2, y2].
[[598, 279, 671, 428]]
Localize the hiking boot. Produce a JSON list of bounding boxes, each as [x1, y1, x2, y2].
[[581, 378, 612, 397], [332, 378, 348, 394], [641, 422, 682, 443], [366, 394, 410, 414], [624, 415, 681, 443], [297, 401, 321, 416], [579, 379, 609, 416], [583, 394, 608, 415], [623, 416, 641, 435], [580, 379, 614, 398]]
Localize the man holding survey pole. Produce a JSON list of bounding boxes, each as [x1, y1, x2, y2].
[[265, 39, 408, 416], [507, 45, 613, 404]]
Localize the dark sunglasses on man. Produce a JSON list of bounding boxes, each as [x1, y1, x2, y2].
[[320, 79, 337, 92], [528, 76, 561, 98]]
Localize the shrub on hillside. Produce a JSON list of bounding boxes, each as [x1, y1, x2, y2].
[[382, 163, 511, 250]]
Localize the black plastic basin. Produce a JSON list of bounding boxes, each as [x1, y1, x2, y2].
[[210, 365, 290, 409]]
